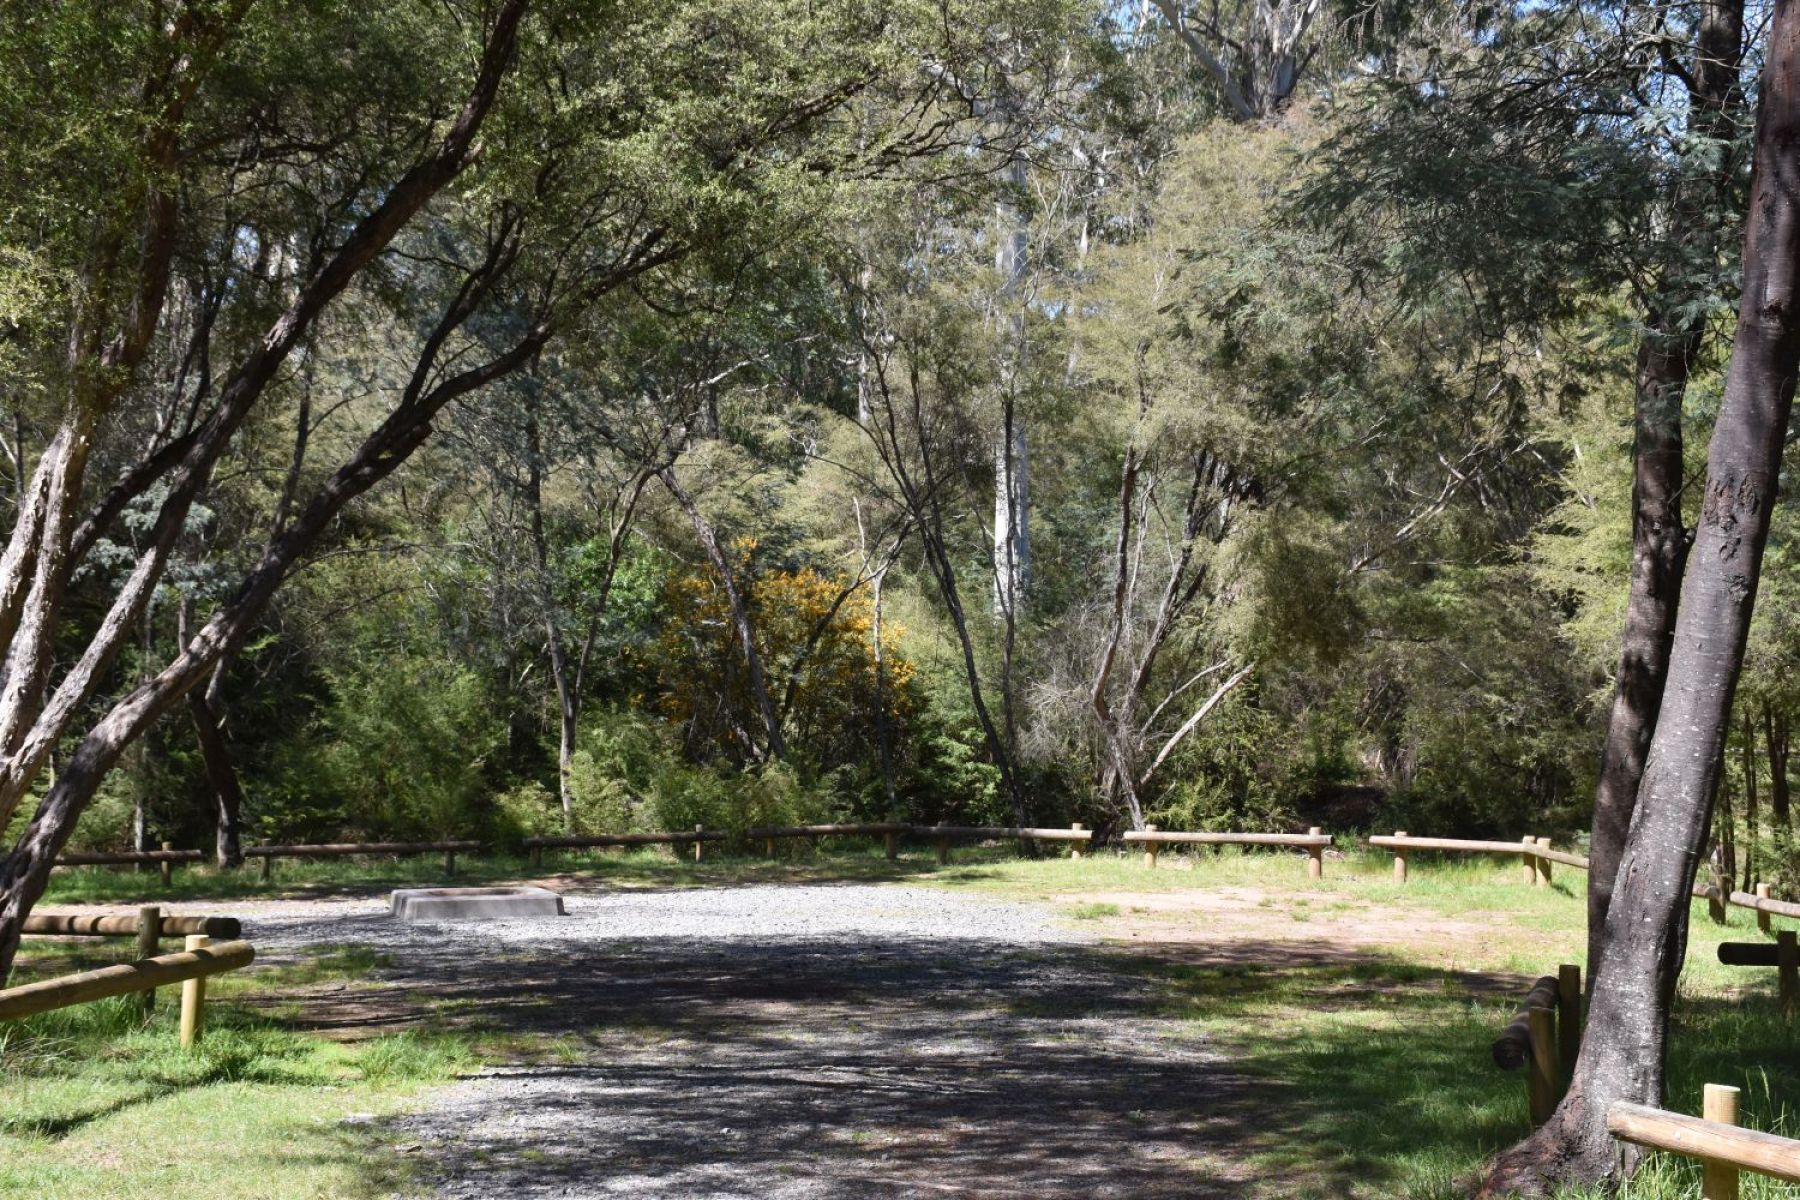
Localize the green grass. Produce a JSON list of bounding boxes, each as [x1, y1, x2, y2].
[[0, 938, 472, 1200], [907, 849, 1800, 1199], [18, 843, 1800, 1198]]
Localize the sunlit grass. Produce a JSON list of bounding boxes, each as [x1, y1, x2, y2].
[[0, 937, 472, 1200], [20, 843, 1800, 1197]]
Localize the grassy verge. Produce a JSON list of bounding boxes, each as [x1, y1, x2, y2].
[[0, 938, 472, 1200], [926, 850, 1798, 1199], [17, 844, 1800, 1198]]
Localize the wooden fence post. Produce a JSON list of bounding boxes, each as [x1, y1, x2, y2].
[[1557, 963, 1581, 1087], [1702, 1083, 1741, 1200], [1521, 837, 1538, 887], [160, 842, 174, 888], [1527, 1005, 1557, 1128], [1143, 825, 1160, 870], [1070, 823, 1085, 859], [531, 844, 543, 869], [1710, 870, 1729, 924], [444, 848, 457, 876], [1779, 930, 1798, 1020], [765, 835, 776, 858], [1393, 831, 1408, 884], [1535, 837, 1552, 888], [136, 906, 160, 1018], [884, 829, 898, 861], [1307, 827, 1323, 880], [935, 823, 949, 866], [179, 935, 209, 1049], [1757, 883, 1772, 934], [693, 825, 704, 864], [261, 854, 273, 882]]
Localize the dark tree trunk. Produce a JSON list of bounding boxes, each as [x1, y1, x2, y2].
[[189, 681, 245, 869], [1745, 706, 1761, 888], [1766, 699, 1792, 827], [1587, 0, 1745, 978], [1481, 2, 1800, 1187]]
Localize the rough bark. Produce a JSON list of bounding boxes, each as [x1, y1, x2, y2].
[[1481, 2, 1800, 1186], [1587, 0, 1745, 979]]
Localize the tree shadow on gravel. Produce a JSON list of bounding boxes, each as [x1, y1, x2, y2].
[[325, 932, 1266, 1198]]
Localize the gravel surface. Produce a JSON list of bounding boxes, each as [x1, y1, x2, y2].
[[235, 884, 1251, 1199]]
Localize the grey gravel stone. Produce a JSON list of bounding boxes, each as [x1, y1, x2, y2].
[[235, 885, 1250, 1199]]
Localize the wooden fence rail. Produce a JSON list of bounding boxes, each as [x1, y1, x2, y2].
[[1610, 1089, 1800, 1198], [0, 938, 254, 1048], [919, 824, 1094, 865], [1491, 965, 1583, 1127], [1368, 833, 1582, 887], [55, 848, 205, 866], [22, 913, 240, 939], [244, 840, 481, 880], [1123, 826, 1329, 876]]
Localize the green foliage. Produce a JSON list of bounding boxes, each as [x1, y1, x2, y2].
[[312, 658, 504, 841]]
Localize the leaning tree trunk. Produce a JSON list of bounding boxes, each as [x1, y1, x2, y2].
[[1587, 0, 1745, 978], [1481, 3, 1800, 1187]]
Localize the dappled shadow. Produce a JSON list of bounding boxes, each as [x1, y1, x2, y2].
[[364, 933, 1263, 1198]]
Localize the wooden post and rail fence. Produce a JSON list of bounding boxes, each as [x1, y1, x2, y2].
[[1610, 1088, 1800, 1199], [36, 824, 1800, 945], [0, 935, 255, 1049]]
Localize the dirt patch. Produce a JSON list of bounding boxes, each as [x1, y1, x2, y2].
[[1060, 887, 1523, 962]]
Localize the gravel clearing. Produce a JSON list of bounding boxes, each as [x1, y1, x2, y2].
[[234, 884, 1253, 1199]]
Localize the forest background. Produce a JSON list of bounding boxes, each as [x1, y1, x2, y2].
[[6, 0, 1795, 905]]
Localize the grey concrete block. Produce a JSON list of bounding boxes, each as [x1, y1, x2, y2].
[[391, 886, 566, 923]]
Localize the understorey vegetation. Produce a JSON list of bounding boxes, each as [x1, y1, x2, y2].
[[5, 0, 1800, 1192]]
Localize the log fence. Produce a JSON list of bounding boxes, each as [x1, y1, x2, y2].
[[35, 824, 1800, 945], [1609, 1088, 1800, 1198], [1491, 964, 1583, 1126], [921, 825, 1094, 865], [22, 911, 241, 939], [243, 840, 482, 881], [1122, 826, 1329, 877], [0, 937, 255, 1049], [1718, 933, 1799, 1019]]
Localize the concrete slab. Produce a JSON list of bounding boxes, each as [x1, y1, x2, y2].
[[391, 886, 566, 923]]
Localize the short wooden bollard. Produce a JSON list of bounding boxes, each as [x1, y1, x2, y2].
[[884, 830, 898, 861], [444, 848, 457, 876], [1702, 1083, 1742, 1200], [1143, 825, 1160, 870], [261, 854, 273, 882], [1757, 883, 1772, 934], [1709, 872, 1729, 925], [1527, 1005, 1557, 1128], [1535, 837, 1552, 887], [1779, 931, 1798, 1020], [161, 841, 175, 888], [693, 825, 704, 864], [136, 905, 161, 1018], [530, 844, 543, 869], [1557, 963, 1581, 1087], [765, 836, 777, 858], [1522, 837, 1538, 887], [179, 935, 209, 1049], [935, 823, 949, 866], [1307, 827, 1323, 880], [1393, 831, 1408, 884], [1069, 823, 1085, 859]]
